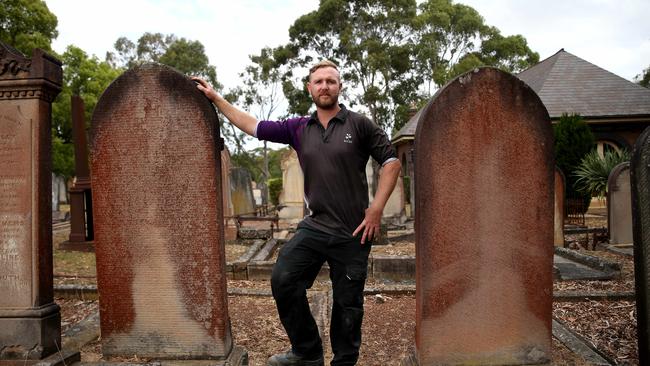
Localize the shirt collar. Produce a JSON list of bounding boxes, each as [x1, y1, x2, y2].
[[308, 104, 349, 125]]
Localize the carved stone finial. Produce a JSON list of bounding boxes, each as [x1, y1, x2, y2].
[[0, 41, 32, 78]]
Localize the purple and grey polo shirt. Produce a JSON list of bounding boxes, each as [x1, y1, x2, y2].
[[256, 104, 397, 238]]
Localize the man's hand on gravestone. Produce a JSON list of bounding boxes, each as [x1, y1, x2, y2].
[[191, 77, 219, 102], [353, 206, 382, 245]]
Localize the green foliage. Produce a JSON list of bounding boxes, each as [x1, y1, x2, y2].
[[0, 0, 58, 54], [553, 113, 595, 199], [574, 149, 630, 199], [51, 45, 121, 178], [636, 65, 650, 88], [231, 147, 288, 184], [268, 178, 283, 206], [52, 134, 74, 179], [106, 32, 220, 90]]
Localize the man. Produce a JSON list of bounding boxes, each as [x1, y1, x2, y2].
[[193, 60, 401, 366]]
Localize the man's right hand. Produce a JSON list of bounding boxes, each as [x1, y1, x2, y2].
[[191, 77, 220, 103]]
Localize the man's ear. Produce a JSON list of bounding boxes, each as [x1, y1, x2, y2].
[[306, 81, 312, 94]]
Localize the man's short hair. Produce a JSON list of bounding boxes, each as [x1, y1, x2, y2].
[[309, 59, 339, 76]]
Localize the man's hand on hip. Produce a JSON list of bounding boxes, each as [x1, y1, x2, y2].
[[353, 206, 382, 244]]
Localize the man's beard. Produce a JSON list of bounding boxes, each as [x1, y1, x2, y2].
[[311, 91, 339, 110]]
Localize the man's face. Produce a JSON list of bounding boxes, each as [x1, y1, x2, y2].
[[307, 66, 342, 110]]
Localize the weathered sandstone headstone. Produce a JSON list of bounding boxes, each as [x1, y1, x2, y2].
[[382, 165, 404, 222], [278, 149, 304, 223], [0, 42, 79, 364], [608, 162, 632, 245], [555, 167, 565, 246], [221, 149, 237, 240], [631, 126, 650, 364], [90, 63, 244, 363], [410, 68, 553, 365], [230, 167, 256, 215]]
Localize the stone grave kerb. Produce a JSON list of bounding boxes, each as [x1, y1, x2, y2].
[[410, 67, 554, 365], [631, 126, 650, 364], [0, 42, 80, 364], [89, 63, 245, 363]]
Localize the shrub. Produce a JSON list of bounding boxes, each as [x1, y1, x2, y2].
[[268, 178, 283, 206], [574, 149, 630, 199], [553, 113, 595, 209]]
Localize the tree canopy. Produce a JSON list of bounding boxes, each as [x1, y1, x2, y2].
[[106, 32, 220, 90], [278, 0, 539, 133], [0, 0, 58, 54], [636, 65, 650, 88]]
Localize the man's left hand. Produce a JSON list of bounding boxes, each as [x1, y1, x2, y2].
[[353, 206, 382, 244]]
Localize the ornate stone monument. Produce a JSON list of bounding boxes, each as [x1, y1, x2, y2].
[[406, 68, 553, 365], [0, 42, 79, 364], [278, 149, 304, 224], [631, 126, 650, 364], [555, 167, 566, 246], [90, 63, 246, 364], [60, 95, 94, 251], [608, 162, 632, 245]]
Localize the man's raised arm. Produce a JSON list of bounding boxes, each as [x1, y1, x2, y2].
[[192, 77, 258, 136]]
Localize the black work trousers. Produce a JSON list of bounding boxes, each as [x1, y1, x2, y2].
[[271, 224, 371, 366]]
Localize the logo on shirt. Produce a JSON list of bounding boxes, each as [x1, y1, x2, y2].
[[344, 133, 353, 144]]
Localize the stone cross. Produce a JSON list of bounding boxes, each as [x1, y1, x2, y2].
[[608, 162, 632, 245], [0, 42, 79, 364], [90, 63, 245, 363], [407, 67, 554, 365], [631, 126, 650, 364]]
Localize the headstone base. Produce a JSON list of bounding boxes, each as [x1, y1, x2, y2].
[[85, 346, 248, 366], [58, 240, 95, 252], [0, 350, 80, 366], [0, 303, 63, 360]]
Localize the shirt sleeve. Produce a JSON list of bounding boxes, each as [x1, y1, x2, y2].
[[363, 117, 397, 165], [256, 120, 293, 145]]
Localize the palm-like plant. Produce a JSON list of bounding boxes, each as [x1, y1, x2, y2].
[[573, 149, 631, 199]]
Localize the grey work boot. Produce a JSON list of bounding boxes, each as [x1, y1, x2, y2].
[[267, 350, 324, 366]]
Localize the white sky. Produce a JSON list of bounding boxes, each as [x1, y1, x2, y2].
[[46, 0, 649, 112]]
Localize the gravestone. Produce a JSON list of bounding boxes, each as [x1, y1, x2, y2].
[[230, 167, 256, 215], [90, 63, 245, 363], [382, 165, 404, 222], [608, 162, 632, 245], [0, 43, 79, 364], [408, 68, 553, 365], [278, 149, 304, 223], [221, 149, 237, 240], [555, 167, 565, 246], [61, 95, 94, 250], [631, 126, 650, 364]]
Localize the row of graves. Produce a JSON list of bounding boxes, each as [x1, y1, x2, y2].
[[0, 43, 645, 365]]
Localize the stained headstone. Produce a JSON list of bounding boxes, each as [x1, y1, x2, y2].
[[631, 126, 650, 364], [61, 95, 94, 249], [221, 149, 237, 240], [51, 173, 60, 212], [410, 68, 553, 365], [608, 162, 632, 245], [0, 42, 79, 364], [278, 149, 304, 223], [90, 63, 245, 363], [230, 167, 256, 215], [555, 167, 566, 246]]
